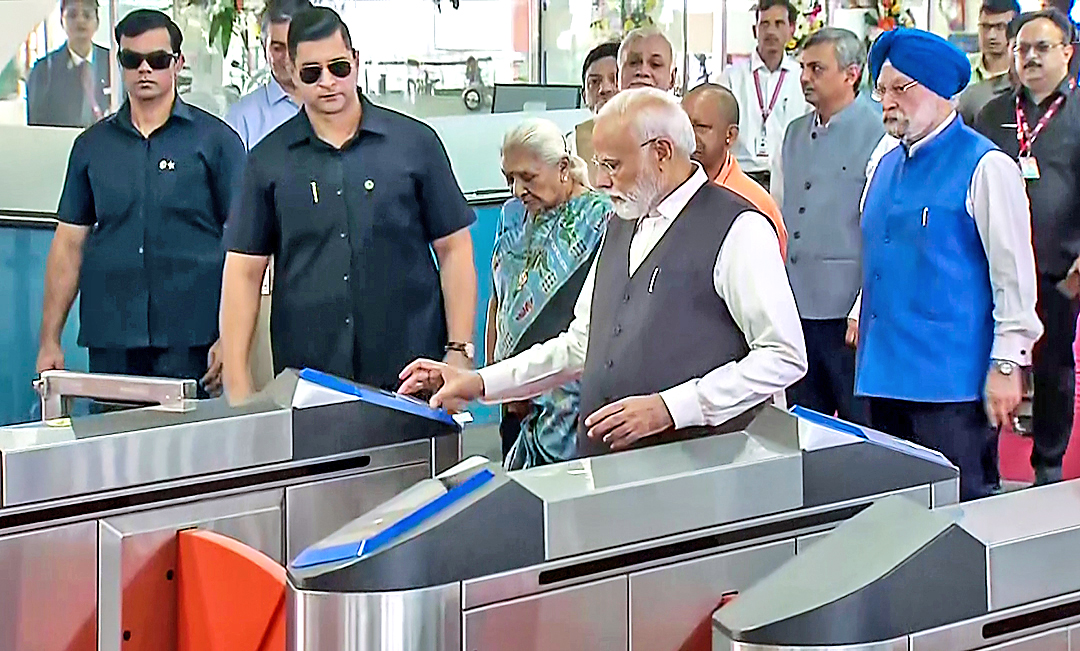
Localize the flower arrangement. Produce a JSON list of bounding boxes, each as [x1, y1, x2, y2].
[[865, 0, 916, 32], [788, 0, 825, 51], [591, 0, 660, 39]]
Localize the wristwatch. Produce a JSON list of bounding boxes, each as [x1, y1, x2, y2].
[[446, 342, 475, 360], [991, 359, 1017, 376]]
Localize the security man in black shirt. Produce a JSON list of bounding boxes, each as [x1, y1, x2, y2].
[[37, 9, 246, 394], [975, 8, 1080, 485], [221, 7, 477, 399]]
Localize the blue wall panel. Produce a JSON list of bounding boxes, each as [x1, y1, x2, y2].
[[0, 205, 503, 427], [0, 227, 86, 425]]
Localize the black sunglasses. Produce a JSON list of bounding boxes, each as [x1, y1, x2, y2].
[[118, 49, 177, 70], [298, 59, 352, 85]]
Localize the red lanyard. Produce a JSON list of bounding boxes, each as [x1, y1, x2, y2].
[[1014, 91, 1067, 156], [753, 69, 788, 122]]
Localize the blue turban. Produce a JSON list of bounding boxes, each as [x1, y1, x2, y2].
[[868, 28, 971, 99]]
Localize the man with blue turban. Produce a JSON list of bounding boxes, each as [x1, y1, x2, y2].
[[849, 28, 1043, 500]]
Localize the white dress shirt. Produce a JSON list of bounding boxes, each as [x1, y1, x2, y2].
[[850, 113, 1043, 366], [718, 51, 811, 174], [478, 164, 808, 429]]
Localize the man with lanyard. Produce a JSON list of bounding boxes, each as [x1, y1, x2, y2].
[[976, 9, 1080, 485], [959, 0, 1021, 125], [37, 10, 245, 394], [26, 0, 111, 127], [221, 7, 477, 400], [853, 28, 1042, 501], [225, 0, 309, 149], [718, 0, 810, 189]]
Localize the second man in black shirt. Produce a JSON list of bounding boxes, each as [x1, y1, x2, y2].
[[221, 7, 478, 398]]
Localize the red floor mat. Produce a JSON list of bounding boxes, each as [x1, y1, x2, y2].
[[999, 425, 1080, 482]]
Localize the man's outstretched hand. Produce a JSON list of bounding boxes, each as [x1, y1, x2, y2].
[[398, 358, 484, 413]]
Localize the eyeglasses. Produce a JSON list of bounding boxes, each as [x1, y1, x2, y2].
[[977, 21, 1010, 33], [1014, 41, 1067, 57], [591, 138, 661, 175], [118, 49, 177, 70], [871, 79, 918, 102], [298, 59, 353, 85]]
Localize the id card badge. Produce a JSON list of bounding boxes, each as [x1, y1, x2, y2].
[[1019, 156, 1041, 180], [755, 132, 770, 157]]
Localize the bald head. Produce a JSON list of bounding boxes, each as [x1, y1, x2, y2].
[[681, 84, 741, 180]]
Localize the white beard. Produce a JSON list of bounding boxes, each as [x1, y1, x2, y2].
[[609, 166, 666, 221]]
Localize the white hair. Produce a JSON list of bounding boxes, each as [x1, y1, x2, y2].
[[596, 87, 696, 158], [501, 118, 590, 188], [618, 26, 674, 65]]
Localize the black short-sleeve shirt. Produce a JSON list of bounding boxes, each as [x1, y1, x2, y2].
[[975, 79, 1080, 278], [57, 98, 246, 349], [225, 93, 476, 389]]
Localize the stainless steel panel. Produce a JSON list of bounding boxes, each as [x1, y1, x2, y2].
[[288, 582, 461, 651], [980, 629, 1068, 651], [1070, 623, 1079, 650], [512, 433, 803, 560], [463, 485, 930, 610], [464, 575, 628, 651], [99, 491, 284, 651], [1, 408, 291, 505], [940, 482, 1080, 610], [629, 539, 795, 651], [796, 530, 832, 553], [931, 478, 960, 507], [34, 370, 198, 419], [911, 590, 1080, 651], [721, 639, 908, 651], [284, 462, 430, 560], [433, 431, 462, 476], [0, 521, 98, 651]]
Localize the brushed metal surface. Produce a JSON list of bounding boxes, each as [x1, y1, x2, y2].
[[433, 431, 462, 476], [980, 629, 1068, 651], [0, 520, 98, 651], [284, 462, 430, 561], [944, 481, 1080, 610], [462, 484, 931, 610], [288, 582, 461, 651], [629, 538, 795, 651], [464, 575, 628, 651], [99, 491, 284, 651], [795, 530, 832, 554], [512, 433, 802, 560], [1, 408, 291, 506], [931, 478, 960, 507], [35, 370, 197, 419], [1070, 623, 1079, 649], [910, 590, 1080, 651], [720, 639, 908, 651]]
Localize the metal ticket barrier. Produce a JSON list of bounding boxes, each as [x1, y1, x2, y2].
[[286, 406, 960, 651], [0, 367, 461, 651], [712, 481, 1080, 651]]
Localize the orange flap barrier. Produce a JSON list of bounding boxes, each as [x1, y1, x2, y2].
[[176, 530, 287, 651]]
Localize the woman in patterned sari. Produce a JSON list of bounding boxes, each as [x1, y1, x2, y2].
[[487, 118, 613, 470]]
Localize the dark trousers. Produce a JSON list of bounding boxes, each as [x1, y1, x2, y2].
[[787, 319, 869, 425], [88, 346, 212, 399], [869, 398, 994, 501], [1031, 274, 1079, 475]]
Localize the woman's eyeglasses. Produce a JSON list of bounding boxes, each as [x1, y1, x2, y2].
[[298, 59, 353, 85], [118, 49, 177, 70]]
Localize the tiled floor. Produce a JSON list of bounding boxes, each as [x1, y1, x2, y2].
[[462, 423, 502, 463]]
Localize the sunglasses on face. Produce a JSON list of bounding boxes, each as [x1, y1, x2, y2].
[[118, 49, 177, 70], [298, 59, 352, 85]]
